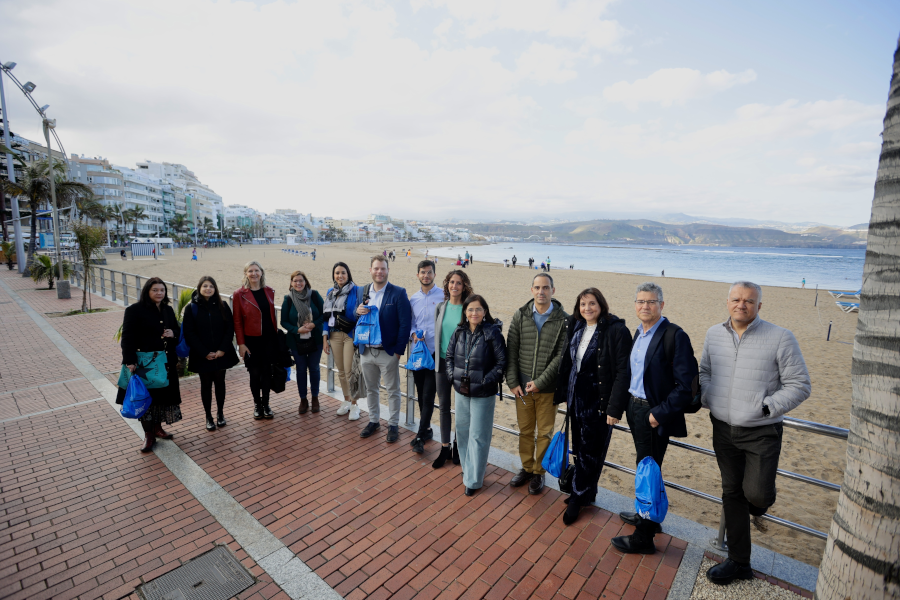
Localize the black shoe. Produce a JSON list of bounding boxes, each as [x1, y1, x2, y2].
[[619, 511, 663, 534], [612, 534, 656, 554], [432, 446, 451, 469], [205, 415, 216, 431], [528, 474, 545, 495], [360, 422, 381, 438], [706, 559, 753, 585], [421, 428, 433, 442], [262, 403, 274, 419], [253, 403, 263, 420], [452, 440, 460, 465], [465, 487, 476, 497], [386, 426, 399, 443], [562, 501, 581, 525], [510, 469, 530, 487], [217, 412, 227, 427], [411, 437, 424, 454]]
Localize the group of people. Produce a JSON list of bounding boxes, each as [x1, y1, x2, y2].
[[116, 255, 810, 587]]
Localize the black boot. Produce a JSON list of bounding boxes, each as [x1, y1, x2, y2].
[[452, 440, 460, 465], [205, 413, 216, 431], [140, 421, 155, 453], [612, 518, 657, 554], [262, 401, 274, 419], [216, 409, 227, 427], [432, 445, 451, 469], [253, 402, 263, 420], [706, 559, 753, 585], [562, 500, 581, 525]]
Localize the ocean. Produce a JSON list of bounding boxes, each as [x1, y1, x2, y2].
[[429, 243, 865, 290]]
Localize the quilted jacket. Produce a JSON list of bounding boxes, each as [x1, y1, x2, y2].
[[699, 316, 810, 427], [504, 298, 569, 393]]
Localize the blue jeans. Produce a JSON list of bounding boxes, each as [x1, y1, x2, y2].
[[455, 393, 496, 489], [291, 347, 322, 398]]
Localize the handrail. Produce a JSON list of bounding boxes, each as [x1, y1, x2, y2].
[[78, 265, 846, 549]]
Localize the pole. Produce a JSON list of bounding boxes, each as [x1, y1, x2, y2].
[[814, 284, 818, 307], [827, 321, 833, 341], [43, 118, 69, 299], [0, 68, 26, 273]]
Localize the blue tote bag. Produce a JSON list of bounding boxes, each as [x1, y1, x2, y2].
[[121, 375, 152, 419], [175, 304, 198, 358], [405, 332, 435, 371], [353, 305, 382, 347], [541, 411, 569, 479], [634, 456, 669, 523]]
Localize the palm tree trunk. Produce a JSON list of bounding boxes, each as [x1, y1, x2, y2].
[[815, 36, 900, 600], [0, 187, 7, 242], [26, 201, 38, 268]]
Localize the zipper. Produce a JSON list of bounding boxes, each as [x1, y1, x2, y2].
[[726, 327, 741, 425]]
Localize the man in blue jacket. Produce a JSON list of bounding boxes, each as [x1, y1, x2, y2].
[[613, 282, 698, 554], [357, 256, 412, 443]]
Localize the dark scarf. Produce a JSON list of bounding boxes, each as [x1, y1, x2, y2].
[[289, 287, 312, 328]]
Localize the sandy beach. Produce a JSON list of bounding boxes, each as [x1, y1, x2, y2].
[[110, 242, 856, 566]]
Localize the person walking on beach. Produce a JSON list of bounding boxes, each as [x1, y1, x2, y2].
[[281, 271, 324, 415], [546, 256, 551, 270], [408, 260, 444, 454], [357, 256, 412, 443], [233, 261, 278, 420], [700, 281, 810, 585], [801, 278, 805, 288], [512, 255, 517, 268], [554, 288, 631, 525], [529, 257, 534, 269], [323, 262, 361, 421], [506, 273, 568, 495], [192, 247, 198, 261], [311, 249, 316, 261], [182, 276, 239, 431], [407, 249, 412, 262], [117, 278, 183, 453], [445, 295, 507, 496], [612, 283, 698, 554], [661, 270, 665, 277], [431, 270, 472, 468]]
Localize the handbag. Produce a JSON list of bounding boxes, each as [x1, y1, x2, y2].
[[270, 362, 287, 393], [334, 313, 356, 334], [294, 333, 317, 356], [120, 374, 152, 419], [353, 306, 382, 347], [405, 335, 435, 371], [349, 347, 367, 400], [175, 304, 198, 358], [541, 411, 569, 479], [558, 462, 576, 495], [117, 349, 169, 389]]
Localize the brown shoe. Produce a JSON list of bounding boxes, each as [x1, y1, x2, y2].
[[528, 474, 545, 495], [140, 434, 155, 453], [510, 469, 530, 487], [298, 397, 309, 414], [154, 425, 173, 439], [311, 395, 320, 413]]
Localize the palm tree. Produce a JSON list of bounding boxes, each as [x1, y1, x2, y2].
[[122, 207, 146, 235], [202, 216, 214, 241], [0, 157, 91, 268], [171, 213, 188, 237], [815, 36, 900, 600]]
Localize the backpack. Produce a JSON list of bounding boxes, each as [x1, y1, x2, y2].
[[661, 323, 702, 414]]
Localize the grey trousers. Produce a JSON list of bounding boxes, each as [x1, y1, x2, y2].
[[359, 348, 401, 426], [455, 393, 496, 490]]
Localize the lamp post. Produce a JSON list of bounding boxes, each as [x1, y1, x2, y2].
[[0, 61, 27, 274], [42, 118, 69, 298]]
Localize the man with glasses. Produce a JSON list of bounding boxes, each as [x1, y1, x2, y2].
[[699, 281, 810, 585], [611, 282, 698, 555]]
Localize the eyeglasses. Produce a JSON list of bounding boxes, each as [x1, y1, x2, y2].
[[466, 307, 485, 313], [634, 300, 659, 306]]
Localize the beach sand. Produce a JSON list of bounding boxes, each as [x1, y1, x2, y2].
[[113, 242, 856, 566]]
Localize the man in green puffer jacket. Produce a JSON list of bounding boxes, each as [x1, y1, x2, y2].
[[505, 273, 569, 494]]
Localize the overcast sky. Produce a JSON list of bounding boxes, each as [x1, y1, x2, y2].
[[1, 0, 898, 226]]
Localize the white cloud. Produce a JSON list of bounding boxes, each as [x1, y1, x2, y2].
[[516, 42, 580, 85], [603, 68, 757, 110], [433, 17, 454, 46]]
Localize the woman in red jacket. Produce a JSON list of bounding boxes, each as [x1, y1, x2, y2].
[[233, 261, 278, 419]]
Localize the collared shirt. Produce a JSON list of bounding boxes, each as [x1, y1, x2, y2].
[[724, 315, 760, 347], [409, 285, 444, 354], [532, 302, 554, 334], [628, 317, 667, 399]]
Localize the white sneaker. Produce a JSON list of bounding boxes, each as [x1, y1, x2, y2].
[[349, 405, 361, 421], [336, 401, 351, 416]]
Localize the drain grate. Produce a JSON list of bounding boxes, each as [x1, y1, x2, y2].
[[137, 545, 255, 600]]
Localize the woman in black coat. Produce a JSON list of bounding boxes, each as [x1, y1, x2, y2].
[[445, 294, 506, 497], [117, 277, 183, 453], [182, 276, 240, 431], [554, 287, 631, 525]]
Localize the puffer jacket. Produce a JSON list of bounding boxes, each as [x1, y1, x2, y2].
[[699, 316, 810, 427], [505, 299, 569, 392], [445, 321, 507, 398]]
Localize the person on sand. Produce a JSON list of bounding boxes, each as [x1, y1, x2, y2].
[[182, 276, 239, 431], [506, 273, 568, 495], [445, 295, 506, 496], [554, 288, 631, 525], [801, 278, 805, 288], [407, 260, 444, 454], [700, 281, 810, 585], [612, 282, 698, 555], [233, 261, 278, 420], [546, 256, 551, 270], [512, 255, 517, 268], [281, 270, 324, 415], [117, 278, 183, 453], [323, 262, 362, 421]]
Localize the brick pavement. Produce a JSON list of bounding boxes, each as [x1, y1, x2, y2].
[[1, 271, 688, 599]]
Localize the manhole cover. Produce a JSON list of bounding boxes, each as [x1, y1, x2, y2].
[[137, 545, 255, 600]]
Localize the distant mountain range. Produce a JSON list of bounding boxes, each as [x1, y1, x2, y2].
[[447, 219, 867, 248]]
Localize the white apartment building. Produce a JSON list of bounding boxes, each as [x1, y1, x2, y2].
[[136, 160, 224, 234], [112, 165, 165, 235]]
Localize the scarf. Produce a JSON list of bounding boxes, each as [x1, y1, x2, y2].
[[323, 281, 354, 315], [290, 287, 312, 328]]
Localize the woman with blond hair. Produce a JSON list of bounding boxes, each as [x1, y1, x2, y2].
[[281, 270, 325, 414], [233, 261, 278, 419]]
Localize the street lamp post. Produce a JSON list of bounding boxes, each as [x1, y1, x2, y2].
[[0, 62, 27, 274], [42, 118, 68, 299]]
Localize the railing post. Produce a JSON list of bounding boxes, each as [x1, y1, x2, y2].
[[122, 273, 129, 306], [172, 283, 179, 301], [100, 268, 106, 297], [111, 272, 116, 301], [327, 350, 335, 393], [135, 275, 141, 297], [709, 507, 728, 552]]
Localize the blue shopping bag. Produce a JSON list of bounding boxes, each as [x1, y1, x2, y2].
[[541, 413, 569, 478], [634, 456, 668, 523], [353, 305, 382, 347], [121, 374, 152, 419], [175, 304, 198, 358], [405, 333, 435, 371]]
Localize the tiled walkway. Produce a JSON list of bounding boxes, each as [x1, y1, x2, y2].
[[0, 270, 686, 599]]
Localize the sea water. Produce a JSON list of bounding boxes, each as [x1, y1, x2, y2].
[[429, 243, 865, 290]]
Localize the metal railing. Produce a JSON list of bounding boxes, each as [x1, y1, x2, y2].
[[75, 265, 848, 551]]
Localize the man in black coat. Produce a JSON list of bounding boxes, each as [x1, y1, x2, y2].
[[612, 282, 698, 554]]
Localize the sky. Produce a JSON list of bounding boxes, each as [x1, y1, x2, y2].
[[1, 0, 898, 226]]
